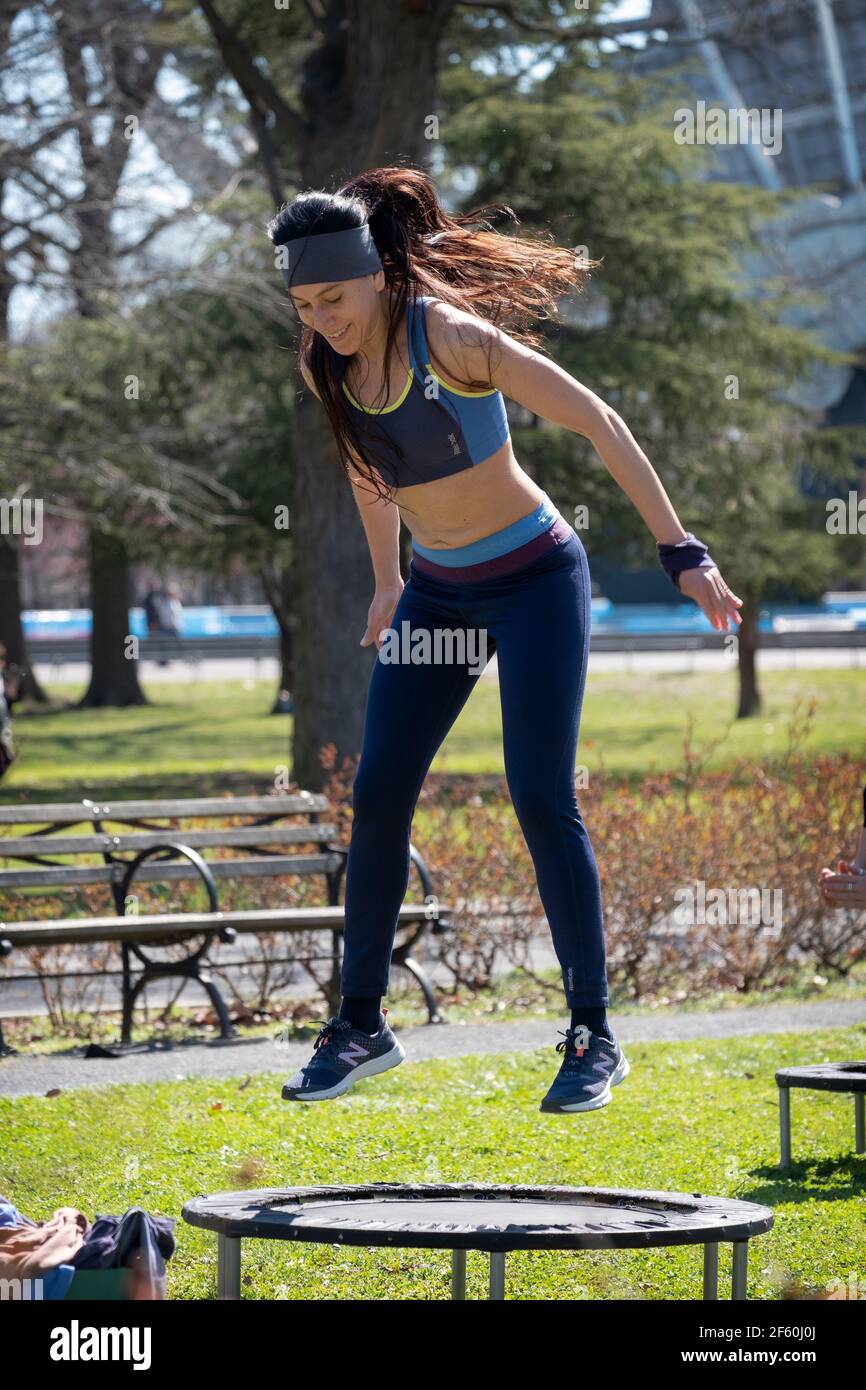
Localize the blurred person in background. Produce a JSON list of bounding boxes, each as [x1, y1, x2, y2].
[[143, 581, 184, 667]]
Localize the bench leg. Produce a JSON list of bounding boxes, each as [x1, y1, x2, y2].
[[702, 1242, 719, 1299], [731, 1240, 749, 1300], [327, 928, 342, 1018], [121, 942, 135, 1045], [398, 954, 442, 1024], [855, 1094, 865, 1154], [451, 1250, 466, 1300], [198, 972, 237, 1041], [0, 1017, 18, 1057], [779, 1085, 791, 1166], [217, 1234, 241, 1299], [121, 954, 236, 1045], [488, 1252, 506, 1300]]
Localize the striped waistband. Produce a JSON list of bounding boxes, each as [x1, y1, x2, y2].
[[410, 498, 574, 585]]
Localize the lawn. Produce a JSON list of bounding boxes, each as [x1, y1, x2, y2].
[[2, 1025, 865, 1300], [3, 666, 864, 801]]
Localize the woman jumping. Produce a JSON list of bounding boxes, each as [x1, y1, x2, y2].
[[269, 165, 742, 1114]]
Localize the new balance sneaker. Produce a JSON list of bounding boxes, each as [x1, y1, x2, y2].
[[281, 1009, 405, 1102], [539, 1024, 630, 1114]]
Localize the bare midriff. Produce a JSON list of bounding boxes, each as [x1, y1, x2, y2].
[[393, 439, 547, 549]]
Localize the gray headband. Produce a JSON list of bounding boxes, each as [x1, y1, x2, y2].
[[276, 224, 383, 289]]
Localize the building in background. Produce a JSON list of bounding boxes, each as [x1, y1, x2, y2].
[[591, 0, 866, 601]]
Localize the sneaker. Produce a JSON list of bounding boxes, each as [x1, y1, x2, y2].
[[281, 1009, 405, 1102], [539, 1024, 630, 1114]]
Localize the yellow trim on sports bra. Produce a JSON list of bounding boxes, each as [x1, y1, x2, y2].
[[342, 368, 414, 414], [423, 363, 498, 398]]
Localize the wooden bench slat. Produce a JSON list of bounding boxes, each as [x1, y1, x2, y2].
[[0, 854, 344, 890], [0, 793, 329, 825], [0, 825, 340, 858], [0, 904, 444, 947]]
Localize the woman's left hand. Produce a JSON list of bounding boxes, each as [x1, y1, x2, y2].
[[678, 566, 744, 633]]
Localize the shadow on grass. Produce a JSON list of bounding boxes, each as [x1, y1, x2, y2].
[[740, 1155, 866, 1206]]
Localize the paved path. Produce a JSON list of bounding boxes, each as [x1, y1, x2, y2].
[[1, 997, 864, 1098], [32, 645, 866, 688]]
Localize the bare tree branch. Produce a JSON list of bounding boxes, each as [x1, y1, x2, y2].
[[196, 0, 310, 145]]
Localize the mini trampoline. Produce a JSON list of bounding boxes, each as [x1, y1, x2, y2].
[[776, 1060, 866, 1166], [182, 1183, 774, 1300]]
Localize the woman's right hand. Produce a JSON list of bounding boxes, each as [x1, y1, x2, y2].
[[360, 582, 405, 651]]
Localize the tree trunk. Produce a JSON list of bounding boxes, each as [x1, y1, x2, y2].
[[289, 400, 372, 784], [0, 535, 50, 702], [259, 561, 294, 714], [736, 606, 761, 718], [198, 0, 458, 789], [288, 0, 457, 789], [77, 530, 147, 707], [273, 616, 293, 714]]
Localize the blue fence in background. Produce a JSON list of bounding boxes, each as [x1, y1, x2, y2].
[[20, 598, 866, 642]]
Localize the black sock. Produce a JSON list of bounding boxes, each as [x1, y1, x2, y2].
[[570, 1006, 614, 1043], [339, 995, 383, 1034]]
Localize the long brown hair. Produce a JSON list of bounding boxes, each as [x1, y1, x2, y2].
[[267, 164, 599, 509]]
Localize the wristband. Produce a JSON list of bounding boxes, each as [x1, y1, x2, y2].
[[657, 531, 717, 592]]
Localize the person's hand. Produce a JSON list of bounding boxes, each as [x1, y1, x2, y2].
[[360, 582, 405, 651], [678, 566, 744, 633], [819, 858, 866, 908]]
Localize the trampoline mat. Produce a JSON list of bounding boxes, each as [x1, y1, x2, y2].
[[183, 1184, 774, 1251]]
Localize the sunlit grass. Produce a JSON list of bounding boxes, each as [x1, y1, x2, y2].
[[3, 1025, 864, 1300]]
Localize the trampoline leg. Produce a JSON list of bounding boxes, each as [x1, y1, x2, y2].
[[702, 1242, 719, 1300], [731, 1240, 748, 1301], [488, 1252, 506, 1300], [855, 1093, 865, 1154], [779, 1085, 791, 1166], [451, 1250, 466, 1300], [217, 1234, 241, 1299]]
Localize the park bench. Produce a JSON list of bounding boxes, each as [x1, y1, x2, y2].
[[0, 792, 450, 1056]]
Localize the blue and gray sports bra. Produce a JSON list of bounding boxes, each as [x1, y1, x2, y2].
[[340, 295, 510, 488]]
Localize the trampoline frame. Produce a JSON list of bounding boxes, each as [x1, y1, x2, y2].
[[213, 1232, 751, 1300], [776, 1061, 866, 1166], [183, 1183, 774, 1301]]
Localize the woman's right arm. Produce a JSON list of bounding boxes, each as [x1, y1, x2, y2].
[[300, 359, 404, 646]]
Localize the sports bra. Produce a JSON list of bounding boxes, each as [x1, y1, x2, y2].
[[340, 295, 510, 488]]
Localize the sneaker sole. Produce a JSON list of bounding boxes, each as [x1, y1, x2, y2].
[[539, 1050, 630, 1114], [282, 1039, 406, 1102]]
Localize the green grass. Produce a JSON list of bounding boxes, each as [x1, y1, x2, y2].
[[2, 1026, 865, 1300], [3, 666, 865, 800]]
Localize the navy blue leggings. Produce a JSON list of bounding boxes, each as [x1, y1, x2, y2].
[[340, 526, 608, 1009]]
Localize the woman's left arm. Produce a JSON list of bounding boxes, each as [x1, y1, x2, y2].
[[441, 308, 743, 633]]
